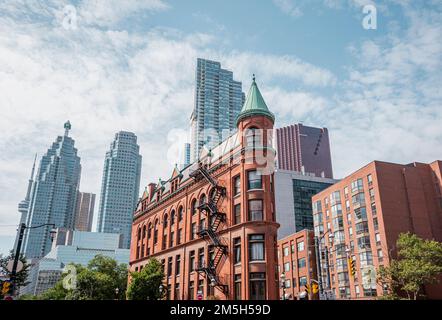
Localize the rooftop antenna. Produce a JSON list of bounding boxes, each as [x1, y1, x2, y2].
[[64, 120, 71, 137]]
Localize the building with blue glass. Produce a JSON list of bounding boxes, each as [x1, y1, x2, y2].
[[21, 121, 81, 259], [97, 131, 142, 249], [275, 169, 338, 239], [190, 58, 245, 162]]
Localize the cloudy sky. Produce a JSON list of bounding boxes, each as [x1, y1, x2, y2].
[[0, 0, 441, 255]]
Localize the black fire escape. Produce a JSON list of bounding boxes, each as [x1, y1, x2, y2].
[[189, 162, 228, 294]]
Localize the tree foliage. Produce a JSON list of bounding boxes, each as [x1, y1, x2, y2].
[[377, 232, 442, 300], [39, 255, 128, 300], [126, 258, 165, 300], [0, 250, 30, 298]]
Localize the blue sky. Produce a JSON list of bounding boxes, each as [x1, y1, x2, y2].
[[0, 0, 441, 255]]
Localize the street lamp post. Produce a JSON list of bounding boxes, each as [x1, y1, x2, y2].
[[115, 287, 120, 300], [10, 222, 56, 297], [314, 229, 334, 299]]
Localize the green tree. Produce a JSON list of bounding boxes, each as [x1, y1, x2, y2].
[[377, 232, 442, 300], [0, 250, 30, 298], [126, 258, 164, 300], [40, 255, 128, 300]]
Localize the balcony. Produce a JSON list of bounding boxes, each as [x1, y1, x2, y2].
[[351, 187, 364, 196]]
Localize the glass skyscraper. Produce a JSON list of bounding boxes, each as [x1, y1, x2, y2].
[[97, 131, 142, 249], [190, 58, 245, 162], [21, 121, 81, 259]]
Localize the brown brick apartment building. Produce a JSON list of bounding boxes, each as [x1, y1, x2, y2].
[[311, 160, 442, 299], [277, 229, 318, 300], [129, 78, 280, 300]]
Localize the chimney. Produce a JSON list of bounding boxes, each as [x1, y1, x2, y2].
[[148, 183, 156, 202]]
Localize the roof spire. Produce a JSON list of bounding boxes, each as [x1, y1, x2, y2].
[[236, 76, 275, 126], [30, 153, 37, 181], [64, 120, 71, 137]]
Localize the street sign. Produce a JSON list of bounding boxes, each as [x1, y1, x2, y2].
[[6, 259, 23, 273]]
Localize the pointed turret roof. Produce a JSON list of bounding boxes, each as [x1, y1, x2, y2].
[[236, 75, 275, 126]]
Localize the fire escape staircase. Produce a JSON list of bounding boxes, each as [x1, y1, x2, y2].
[[190, 162, 228, 294]]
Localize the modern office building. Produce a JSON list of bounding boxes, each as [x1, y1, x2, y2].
[[20, 230, 130, 296], [13, 154, 37, 252], [275, 169, 337, 239], [21, 121, 81, 259], [190, 58, 245, 162], [277, 229, 318, 300], [183, 143, 191, 167], [97, 131, 142, 249], [130, 78, 280, 300], [312, 160, 442, 300], [276, 124, 333, 179], [74, 191, 95, 232]]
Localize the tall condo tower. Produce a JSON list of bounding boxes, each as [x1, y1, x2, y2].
[[190, 58, 245, 162], [21, 121, 81, 259], [97, 131, 142, 249]]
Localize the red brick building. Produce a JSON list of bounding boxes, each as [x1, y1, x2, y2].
[[129, 78, 280, 300], [312, 160, 442, 299], [277, 229, 318, 300]]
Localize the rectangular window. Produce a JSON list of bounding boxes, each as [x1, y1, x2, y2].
[[249, 273, 266, 300], [188, 281, 195, 300], [198, 248, 205, 268], [189, 251, 195, 272], [234, 238, 241, 264], [355, 221, 369, 234], [177, 229, 182, 245], [234, 176, 241, 196], [351, 178, 364, 193], [169, 231, 174, 247], [249, 234, 265, 261], [298, 258, 306, 268], [299, 276, 307, 287], [283, 246, 289, 256], [367, 174, 373, 186], [174, 283, 180, 300], [234, 274, 241, 300], [191, 222, 197, 240], [248, 170, 262, 190], [198, 280, 204, 298], [175, 255, 181, 275], [284, 262, 290, 272], [248, 199, 263, 221], [297, 241, 305, 252], [167, 257, 173, 277], [375, 233, 381, 244], [234, 204, 241, 225]]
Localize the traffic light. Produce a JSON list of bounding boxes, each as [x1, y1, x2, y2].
[[348, 257, 356, 277], [312, 282, 319, 294], [2, 281, 11, 295]]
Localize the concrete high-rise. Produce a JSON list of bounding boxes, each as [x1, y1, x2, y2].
[[74, 191, 95, 232], [97, 131, 142, 249], [21, 121, 81, 259], [276, 124, 333, 179], [190, 58, 245, 162], [274, 169, 337, 239]]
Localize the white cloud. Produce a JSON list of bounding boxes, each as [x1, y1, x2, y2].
[[273, 0, 303, 18]]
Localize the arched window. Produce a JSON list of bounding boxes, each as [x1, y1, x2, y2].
[[178, 206, 184, 222], [200, 194, 206, 206], [154, 219, 159, 244], [171, 210, 176, 225], [142, 225, 146, 238], [137, 227, 141, 241], [209, 188, 216, 201], [148, 223, 152, 239], [163, 213, 169, 229], [191, 199, 197, 216], [245, 127, 261, 147]]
